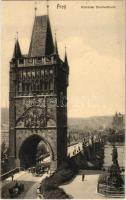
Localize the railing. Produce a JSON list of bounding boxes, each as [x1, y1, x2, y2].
[[102, 166, 125, 172], [98, 183, 124, 197], [1, 167, 25, 181], [67, 142, 79, 147], [17, 57, 57, 67]]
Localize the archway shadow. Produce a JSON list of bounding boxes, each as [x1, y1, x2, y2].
[[19, 134, 52, 169]]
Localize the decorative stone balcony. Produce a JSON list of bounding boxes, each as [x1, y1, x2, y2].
[[11, 56, 57, 68]]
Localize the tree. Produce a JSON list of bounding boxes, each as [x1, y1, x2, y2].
[[1, 141, 9, 174]]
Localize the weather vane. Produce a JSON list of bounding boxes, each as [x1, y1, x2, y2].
[[46, 0, 49, 15], [34, 1, 37, 16], [16, 32, 18, 40]]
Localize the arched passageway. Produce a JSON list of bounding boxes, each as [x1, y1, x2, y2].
[[19, 134, 51, 169]]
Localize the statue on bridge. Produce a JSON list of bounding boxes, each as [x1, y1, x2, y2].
[[109, 145, 124, 188], [112, 144, 120, 169]]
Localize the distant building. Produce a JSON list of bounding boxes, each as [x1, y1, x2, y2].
[[112, 112, 124, 131]]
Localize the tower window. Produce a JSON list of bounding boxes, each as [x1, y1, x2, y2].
[[49, 69, 53, 91], [28, 58, 33, 63], [19, 59, 24, 64]]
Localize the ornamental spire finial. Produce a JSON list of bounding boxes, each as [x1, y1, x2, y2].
[[54, 30, 58, 55], [46, 0, 49, 15], [64, 45, 68, 65], [16, 32, 18, 40], [34, 1, 37, 16], [13, 34, 22, 58]]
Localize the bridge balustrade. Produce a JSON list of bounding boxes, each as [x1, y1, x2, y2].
[[1, 167, 24, 181]]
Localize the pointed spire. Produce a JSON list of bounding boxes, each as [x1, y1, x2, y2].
[[54, 32, 58, 55], [29, 15, 54, 57], [13, 34, 22, 58], [64, 46, 68, 66], [35, 7, 37, 16]]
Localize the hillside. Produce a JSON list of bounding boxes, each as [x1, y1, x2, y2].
[[1, 108, 114, 130], [68, 116, 113, 130]]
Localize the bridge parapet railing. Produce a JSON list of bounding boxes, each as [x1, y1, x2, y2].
[[16, 57, 56, 67], [102, 166, 125, 172], [1, 167, 25, 181]]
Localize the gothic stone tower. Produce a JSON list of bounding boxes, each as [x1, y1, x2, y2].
[[9, 15, 69, 172]]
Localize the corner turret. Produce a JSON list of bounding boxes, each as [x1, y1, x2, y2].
[[13, 38, 22, 58]]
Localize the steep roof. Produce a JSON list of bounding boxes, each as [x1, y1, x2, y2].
[[54, 37, 58, 55], [13, 39, 22, 58], [64, 50, 68, 66], [28, 15, 54, 57]]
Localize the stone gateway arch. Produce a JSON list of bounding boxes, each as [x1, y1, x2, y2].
[[9, 14, 69, 173]]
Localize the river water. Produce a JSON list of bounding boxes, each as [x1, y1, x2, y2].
[[103, 143, 125, 167]]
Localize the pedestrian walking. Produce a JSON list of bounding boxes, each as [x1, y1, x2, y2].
[[82, 174, 85, 181], [11, 173, 14, 181]]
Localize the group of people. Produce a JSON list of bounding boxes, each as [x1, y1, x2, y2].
[[28, 164, 50, 176], [9, 181, 24, 198]]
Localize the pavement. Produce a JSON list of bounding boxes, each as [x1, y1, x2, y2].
[[2, 170, 125, 199], [1, 171, 49, 199], [60, 174, 106, 199], [19, 172, 49, 199], [1, 171, 27, 188], [60, 174, 125, 199]]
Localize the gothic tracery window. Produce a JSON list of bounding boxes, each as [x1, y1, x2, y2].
[[49, 69, 53, 91]]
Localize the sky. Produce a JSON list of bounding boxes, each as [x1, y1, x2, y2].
[[1, 0, 125, 118]]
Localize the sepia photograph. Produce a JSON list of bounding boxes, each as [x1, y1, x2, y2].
[[1, 0, 125, 199]]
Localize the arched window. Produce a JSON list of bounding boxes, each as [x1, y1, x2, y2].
[[49, 69, 53, 91]]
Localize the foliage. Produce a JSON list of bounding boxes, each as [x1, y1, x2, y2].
[[40, 160, 76, 199], [1, 141, 9, 174], [42, 187, 70, 199]]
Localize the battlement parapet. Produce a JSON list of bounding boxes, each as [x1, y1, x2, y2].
[[10, 56, 57, 68]]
